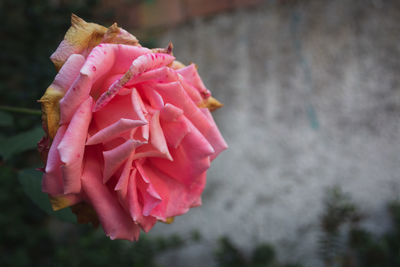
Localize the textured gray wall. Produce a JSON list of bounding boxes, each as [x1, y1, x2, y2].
[[150, 1, 400, 266]]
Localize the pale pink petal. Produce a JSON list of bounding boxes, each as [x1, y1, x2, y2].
[[103, 139, 143, 183], [42, 125, 67, 195], [81, 148, 140, 241], [176, 64, 211, 98], [87, 118, 147, 145], [59, 74, 92, 124], [80, 44, 116, 83], [57, 97, 93, 194], [177, 74, 203, 103], [52, 54, 86, 93]]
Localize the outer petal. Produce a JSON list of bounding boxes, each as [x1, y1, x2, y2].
[[39, 54, 86, 138], [50, 14, 108, 70], [59, 73, 92, 124], [176, 64, 211, 98], [42, 125, 67, 195], [49, 194, 83, 211], [58, 97, 93, 194], [153, 82, 227, 156], [138, 161, 191, 220], [200, 108, 228, 160], [81, 148, 140, 241]]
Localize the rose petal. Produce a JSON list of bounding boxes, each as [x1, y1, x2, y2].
[[126, 66, 178, 85], [152, 111, 214, 187], [49, 194, 83, 211], [137, 161, 192, 220], [39, 54, 86, 138], [200, 108, 228, 160], [81, 148, 140, 241], [153, 82, 228, 158], [159, 104, 189, 148], [58, 97, 93, 194], [133, 111, 172, 161], [135, 161, 162, 216], [50, 14, 108, 70], [103, 139, 143, 183], [87, 118, 147, 145], [126, 170, 157, 232], [42, 125, 67, 195], [93, 93, 143, 132], [93, 53, 175, 112], [59, 74, 92, 124], [52, 54, 86, 94], [176, 64, 211, 98]]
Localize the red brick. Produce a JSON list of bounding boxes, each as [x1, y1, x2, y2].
[[183, 0, 234, 18], [137, 0, 185, 28], [234, 0, 265, 8]]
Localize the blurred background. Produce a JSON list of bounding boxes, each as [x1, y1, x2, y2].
[[1, 0, 400, 266]]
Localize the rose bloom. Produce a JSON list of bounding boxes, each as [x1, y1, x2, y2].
[[38, 15, 227, 241]]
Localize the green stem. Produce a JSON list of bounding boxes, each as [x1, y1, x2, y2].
[[0, 105, 41, 115]]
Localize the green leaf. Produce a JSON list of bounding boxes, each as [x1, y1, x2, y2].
[[0, 126, 43, 160], [0, 111, 13, 127], [18, 169, 76, 223]]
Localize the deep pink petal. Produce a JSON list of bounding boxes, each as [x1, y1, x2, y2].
[[57, 97, 93, 194], [126, 170, 157, 231], [152, 113, 214, 187], [153, 82, 227, 158], [159, 104, 189, 148], [103, 139, 143, 183], [93, 53, 175, 112], [176, 64, 211, 98], [92, 93, 141, 131], [87, 118, 147, 145], [126, 66, 178, 85], [135, 161, 162, 216], [81, 148, 140, 241], [138, 161, 193, 220], [133, 111, 172, 161], [131, 88, 148, 122], [200, 108, 228, 160]]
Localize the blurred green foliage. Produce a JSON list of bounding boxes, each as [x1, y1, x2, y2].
[[1, 162, 186, 267], [0, 0, 102, 114], [319, 186, 400, 267], [215, 236, 302, 267]]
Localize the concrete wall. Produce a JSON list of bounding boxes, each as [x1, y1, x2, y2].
[[150, 1, 400, 266]]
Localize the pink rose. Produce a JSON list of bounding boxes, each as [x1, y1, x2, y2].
[[39, 15, 227, 241]]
